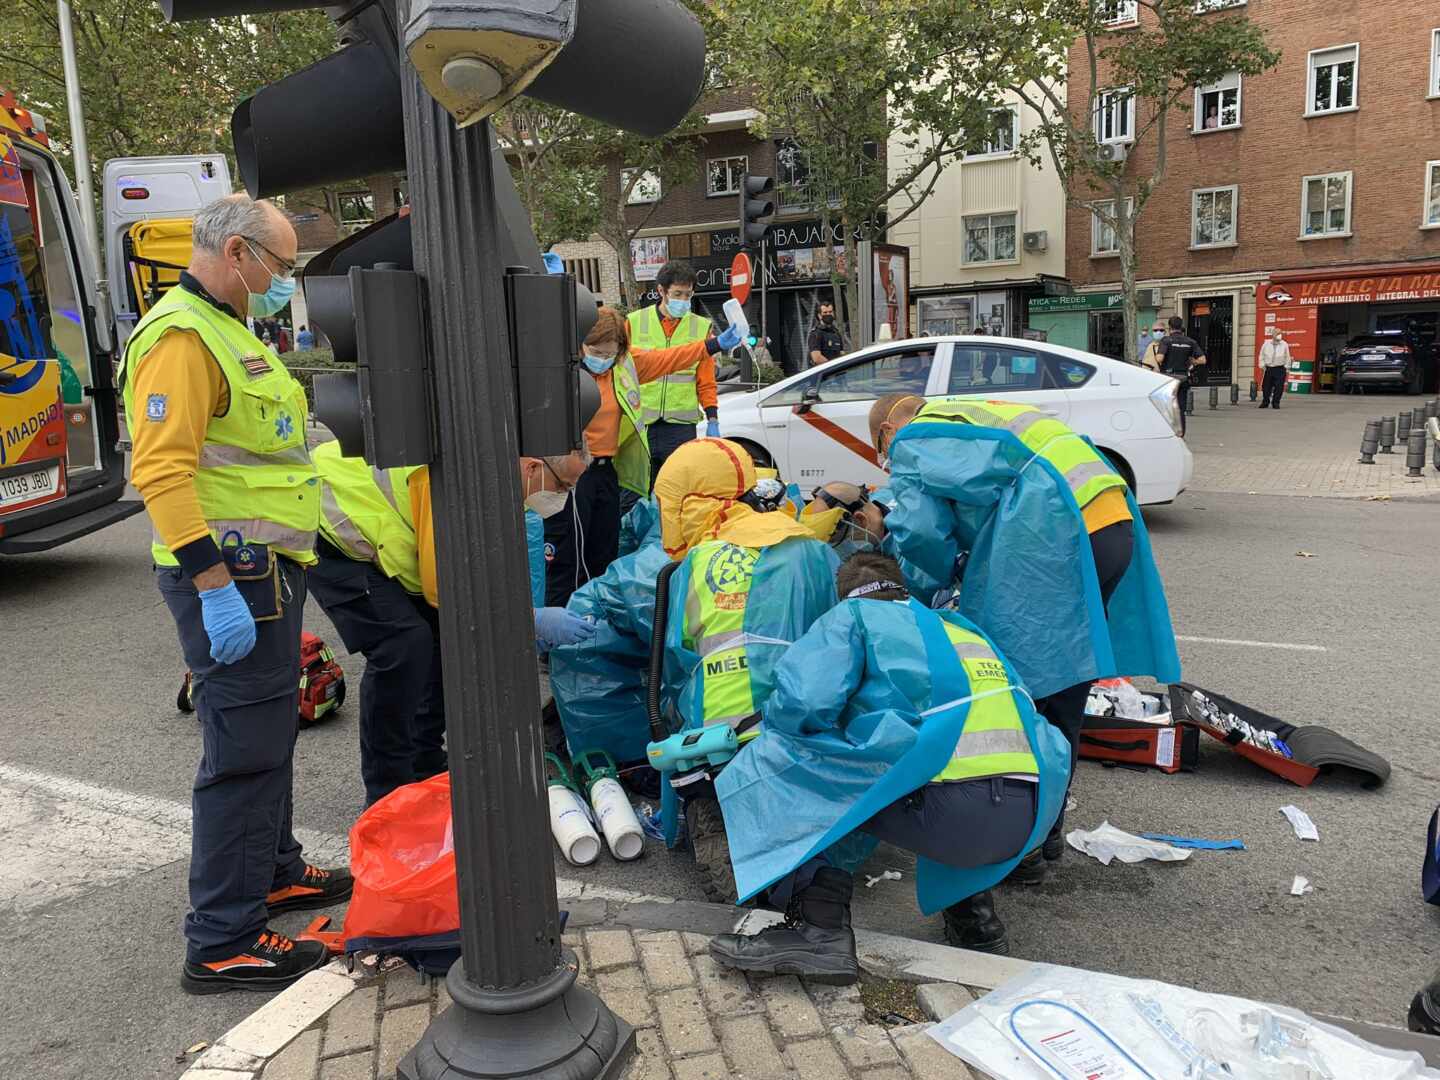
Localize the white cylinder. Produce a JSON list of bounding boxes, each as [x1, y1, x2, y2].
[[548, 784, 601, 866], [722, 298, 750, 344], [589, 776, 645, 861]]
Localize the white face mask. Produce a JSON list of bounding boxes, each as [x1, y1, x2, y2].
[[524, 465, 570, 518]]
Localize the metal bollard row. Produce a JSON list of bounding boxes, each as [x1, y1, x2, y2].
[[1379, 415, 1396, 453], [1398, 411, 1412, 442], [1209, 386, 1219, 410], [1358, 418, 1380, 464], [1230, 384, 1240, 405], [1406, 429, 1425, 478]]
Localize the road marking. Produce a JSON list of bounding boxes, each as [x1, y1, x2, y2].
[[0, 762, 348, 919], [1176, 635, 1327, 653]]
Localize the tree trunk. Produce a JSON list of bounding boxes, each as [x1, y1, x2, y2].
[[1117, 189, 1140, 365], [843, 225, 861, 348]]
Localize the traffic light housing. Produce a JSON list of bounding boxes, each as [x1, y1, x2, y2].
[[739, 174, 775, 248]]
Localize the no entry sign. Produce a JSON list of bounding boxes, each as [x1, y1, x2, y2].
[[729, 252, 752, 305]]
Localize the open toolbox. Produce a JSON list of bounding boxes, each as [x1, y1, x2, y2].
[[1078, 679, 1199, 774]]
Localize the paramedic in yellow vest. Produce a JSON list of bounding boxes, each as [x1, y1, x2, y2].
[[626, 260, 720, 486], [308, 444, 591, 806], [119, 195, 347, 995], [546, 305, 742, 606]]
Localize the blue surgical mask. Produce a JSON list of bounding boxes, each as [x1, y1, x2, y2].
[[239, 242, 296, 317], [666, 298, 691, 318], [583, 353, 616, 375], [1152, 329, 1164, 340]]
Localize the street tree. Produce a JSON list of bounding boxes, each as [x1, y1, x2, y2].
[[493, 99, 604, 252], [1007, 0, 1279, 363]]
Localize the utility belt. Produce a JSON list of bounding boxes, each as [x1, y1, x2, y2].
[[903, 776, 1035, 809], [219, 537, 296, 623]]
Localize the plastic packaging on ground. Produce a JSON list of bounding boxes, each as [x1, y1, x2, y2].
[[1087, 678, 1160, 722], [928, 963, 1440, 1080], [1067, 821, 1192, 866], [1189, 688, 1293, 758]]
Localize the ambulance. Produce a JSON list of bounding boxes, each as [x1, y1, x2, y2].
[[0, 90, 228, 553]]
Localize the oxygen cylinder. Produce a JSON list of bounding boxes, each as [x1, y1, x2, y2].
[[546, 754, 600, 866], [577, 749, 645, 861]]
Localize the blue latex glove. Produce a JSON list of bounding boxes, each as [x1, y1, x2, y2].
[[716, 324, 742, 351], [199, 581, 257, 665], [541, 252, 564, 275], [535, 607, 596, 648], [706, 419, 721, 438]]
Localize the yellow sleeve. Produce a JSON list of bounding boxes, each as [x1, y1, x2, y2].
[[128, 329, 228, 553], [410, 466, 438, 607]]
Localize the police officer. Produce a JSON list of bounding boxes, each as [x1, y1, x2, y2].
[[120, 195, 348, 995], [627, 260, 720, 485], [1156, 316, 1206, 434], [807, 300, 846, 367]]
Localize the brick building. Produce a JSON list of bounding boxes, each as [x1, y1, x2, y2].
[[1059, 0, 1440, 393]]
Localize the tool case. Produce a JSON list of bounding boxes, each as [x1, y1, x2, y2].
[[1078, 682, 1199, 774]]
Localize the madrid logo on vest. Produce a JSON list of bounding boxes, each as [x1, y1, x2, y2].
[[703, 544, 757, 611]]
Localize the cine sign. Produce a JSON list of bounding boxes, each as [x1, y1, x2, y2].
[[729, 252, 752, 305]]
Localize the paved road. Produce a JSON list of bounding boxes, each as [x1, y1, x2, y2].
[[1, 404, 1436, 1078]]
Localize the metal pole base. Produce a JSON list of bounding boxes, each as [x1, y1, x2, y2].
[[398, 953, 635, 1080]]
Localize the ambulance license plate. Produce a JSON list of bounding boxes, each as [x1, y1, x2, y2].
[[0, 464, 60, 509]]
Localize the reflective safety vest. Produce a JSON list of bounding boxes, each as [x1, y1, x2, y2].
[[629, 305, 711, 425], [312, 440, 422, 595], [613, 353, 661, 495], [681, 540, 776, 738], [915, 398, 1126, 510], [118, 286, 319, 567], [930, 620, 1040, 782]]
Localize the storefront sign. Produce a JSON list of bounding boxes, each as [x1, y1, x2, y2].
[[1255, 290, 1319, 384], [1028, 292, 1124, 313], [1263, 270, 1440, 308], [630, 236, 669, 281]]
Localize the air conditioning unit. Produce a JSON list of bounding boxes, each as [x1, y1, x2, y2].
[[1139, 287, 1164, 308], [1098, 142, 1129, 163], [1022, 230, 1049, 253]]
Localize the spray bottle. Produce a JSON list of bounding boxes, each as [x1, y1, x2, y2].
[[722, 297, 758, 378], [576, 749, 645, 861], [546, 753, 600, 866]]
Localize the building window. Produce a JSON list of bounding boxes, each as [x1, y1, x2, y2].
[[1090, 198, 1132, 257], [706, 156, 748, 197], [337, 191, 374, 234], [1194, 0, 1244, 10], [622, 168, 662, 205], [963, 212, 1018, 264], [1195, 73, 1241, 131], [1430, 29, 1440, 97], [1425, 162, 1440, 228], [1301, 172, 1352, 237], [971, 108, 1018, 157], [1307, 45, 1358, 115], [1094, 89, 1135, 144], [1099, 0, 1137, 25], [1192, 185, 1238, 247]]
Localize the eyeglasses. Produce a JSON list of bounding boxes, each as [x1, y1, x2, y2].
[[542, 458, 573, 494], [243, 237, 296, 280]]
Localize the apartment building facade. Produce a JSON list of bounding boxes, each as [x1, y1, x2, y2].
[[1061, 0, 1440, 392]]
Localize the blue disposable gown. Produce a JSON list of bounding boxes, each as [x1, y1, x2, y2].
[[549, 500, 669, 763], [716, 597, 1070, 913], [884, 421, 1180, 699], [525, 507, 546, 610]]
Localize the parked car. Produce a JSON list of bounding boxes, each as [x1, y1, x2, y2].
[[711, 335, 1192, 505], [1337, 330, 1427, 395]]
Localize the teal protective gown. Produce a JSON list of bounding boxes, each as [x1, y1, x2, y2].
[[525, 507, 546, 609], [884, 421, 1180, 699], [549, 500, 669, 763], [716, 597, 1070, 913]]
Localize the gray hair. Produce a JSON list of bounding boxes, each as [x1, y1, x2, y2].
[[191, 194, 280, 256], [547, 446, 593, 472]]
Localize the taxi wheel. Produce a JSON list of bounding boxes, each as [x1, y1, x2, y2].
[[686, 796, 739, 905]]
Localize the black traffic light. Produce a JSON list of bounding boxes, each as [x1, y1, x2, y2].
[[739, 173, 775, 248]]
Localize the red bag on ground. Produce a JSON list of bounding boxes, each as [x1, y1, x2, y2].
[[341, 772, 459, 956]]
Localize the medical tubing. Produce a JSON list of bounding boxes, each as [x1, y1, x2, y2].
[[647, 561, 681, 742]]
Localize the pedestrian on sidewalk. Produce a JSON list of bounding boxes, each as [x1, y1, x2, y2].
[[1156, 316, 1206, 435], [1141, 321, 1166, 371], [808, 300, 846, 366], [117, 195, 350, 995], [1258, 328, 1291, 408]]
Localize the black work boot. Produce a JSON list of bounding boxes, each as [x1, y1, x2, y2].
[[943, 890, 1009, 954], [708, 867, 858, 985], [1409, 966, 1440, 1035], [1043, 827, 1066, 862], [182, 929, 329, 995], [1007, 848, 1047, 886]]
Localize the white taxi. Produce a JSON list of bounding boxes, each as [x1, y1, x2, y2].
[[712, 335, 1192, 504]]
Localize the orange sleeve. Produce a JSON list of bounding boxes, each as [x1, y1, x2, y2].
[[631, 340, 710, 383], [694, 349, 717, 410], [127, 329, 228, 553], [410, 466, 438, 607]]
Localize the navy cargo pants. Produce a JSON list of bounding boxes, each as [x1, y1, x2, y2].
[[157, 557, 308, 964], [306, 545, 446, 806]]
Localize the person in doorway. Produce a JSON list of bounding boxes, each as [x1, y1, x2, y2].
[[708, 553, 1070, 979], [867, 393, 1180, 894], [1141, 321, 1167, 371], [626, 261, 721, 487], [295, 324, 314, 351], [808, 301, 846, 366], [1157, 316, 1206, 435], [277, 324, 291, 353], [117, 194, 349, 994], [1258, 328, 1291, 409], [545, 307, 741, 607]]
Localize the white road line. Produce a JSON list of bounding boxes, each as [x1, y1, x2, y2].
[[1176, 635, 1328, 653]]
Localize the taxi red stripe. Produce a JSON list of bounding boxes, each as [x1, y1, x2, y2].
[[794, 409, 880, 467]]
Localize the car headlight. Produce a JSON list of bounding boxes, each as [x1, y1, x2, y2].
[[1149, 382, 1183, 437]]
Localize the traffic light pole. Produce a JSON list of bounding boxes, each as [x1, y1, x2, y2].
[[394, 9, 633, 1077]]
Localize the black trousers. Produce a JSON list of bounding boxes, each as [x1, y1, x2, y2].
[[1034, 518, 1135, 838], [648, 420, 697, 490], [1261, 365, 1286, 407], [307, 548, 446, 806], [544, 457, 622, 608], [157, 558, 307, 962], [1171, 374, 1191, 435]]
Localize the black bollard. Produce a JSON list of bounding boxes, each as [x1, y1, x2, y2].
[[1248, 380, 1257, 401], [1398, 411, 1412, 442], [1413, 407, 1426, 433], [1433, 434, 1440, 473], [1230, 384, 1240, 405], [1208, 386, 1218, 410], [1379, 415, 1396, 453], [1426, 399, 1438, 422], [1406, 429, 1425, 477], [1359, 419, 1380, 464]]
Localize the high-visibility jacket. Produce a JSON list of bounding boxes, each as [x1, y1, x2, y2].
[[312, 440, 422, 595], [931, 619, 1040, 782], [629, 305, 711, 425], [915, 398, 1126, 510], [119, 286, 318, 566], [612, 353, 660, 495], [681, 540, 768, 733]]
